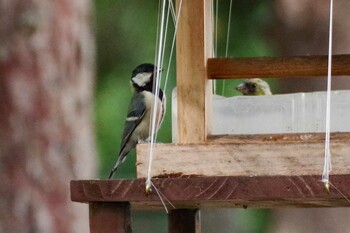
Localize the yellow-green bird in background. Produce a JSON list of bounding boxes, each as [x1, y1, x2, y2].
[[236, 78, 272, 96]]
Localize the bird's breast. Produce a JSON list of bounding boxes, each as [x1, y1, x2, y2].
[[135, 91, 165, 141]]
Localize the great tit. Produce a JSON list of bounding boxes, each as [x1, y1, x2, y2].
[[236, 78, 272, 96], [108, 63, 166, 179]]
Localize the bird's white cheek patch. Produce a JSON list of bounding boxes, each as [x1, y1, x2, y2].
[[132, 72, 152, 87]]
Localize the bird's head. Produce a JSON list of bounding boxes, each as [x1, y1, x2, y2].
[[130, 63, 161, 92], [236, 78, 272, 96]]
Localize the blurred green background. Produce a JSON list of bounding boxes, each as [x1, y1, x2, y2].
[[94, 0, 274, 232]]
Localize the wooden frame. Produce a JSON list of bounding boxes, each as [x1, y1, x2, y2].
[[176, 0, 213, 142], [70, 0, 350, 232], [208, 55, 350, 79]]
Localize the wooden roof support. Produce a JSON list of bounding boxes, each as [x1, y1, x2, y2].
[[208, 54, 350, 79]]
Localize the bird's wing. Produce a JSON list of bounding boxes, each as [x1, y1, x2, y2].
[[119, 93, 146, 154]]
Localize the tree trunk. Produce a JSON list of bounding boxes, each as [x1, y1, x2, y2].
[[268, 1, 350, 232], [0, 0, 96, 233]]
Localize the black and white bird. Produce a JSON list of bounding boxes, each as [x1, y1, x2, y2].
[[108, 63, 166, 179]]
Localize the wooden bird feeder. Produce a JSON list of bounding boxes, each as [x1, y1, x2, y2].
[[70, 1, 350, 232]]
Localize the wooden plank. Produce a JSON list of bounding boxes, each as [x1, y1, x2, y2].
[[136, 133, 350, 178], [207, 55, 350, 79], [169, 209, 200, 233], [71, 175, 350, 209], [176, 0, 212, 143], [89, 202, 131, 233], [207, 132, 350, 144]]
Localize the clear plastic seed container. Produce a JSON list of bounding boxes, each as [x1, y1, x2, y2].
[[172, 89, 350, 139]]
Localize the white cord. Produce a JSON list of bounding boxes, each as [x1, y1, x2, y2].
[[161, 3, 171, 70], [322, 0, 334, 192], [168, 0, 176, 26], [163, 0, 183, 94], [225, 0, 233, 58], [146, 0, 182, 194], [146, 0, 167, 192], [153, 0, 162, 68], [212, 0, 218, 94], [215, 0, 218, 58], [222, 0, 233, 96]]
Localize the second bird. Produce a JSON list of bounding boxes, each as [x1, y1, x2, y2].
[[236, 78, 272, 96], [108, 63, 166, 179]]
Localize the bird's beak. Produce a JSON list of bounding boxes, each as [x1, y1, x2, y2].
[[236, 83, 247, 93]]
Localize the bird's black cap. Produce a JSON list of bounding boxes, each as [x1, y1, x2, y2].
[[131, 63, 156, 78]]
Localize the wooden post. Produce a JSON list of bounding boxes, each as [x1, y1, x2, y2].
[[169, 209, 201, 233], [89, 202, 131, 233], [176, 0, 213, 143], [174, 0, 212, 231]]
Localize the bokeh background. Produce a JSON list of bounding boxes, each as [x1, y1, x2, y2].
[[1, 0, 350, 232]]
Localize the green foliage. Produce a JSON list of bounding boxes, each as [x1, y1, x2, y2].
[[234, 209, 272, 233]]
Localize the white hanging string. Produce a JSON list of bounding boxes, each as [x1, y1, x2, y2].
[[322, 0, 334, 192], [212, 0, 218, 94], [225, 0, 233, 58], [163, 0, 183, 94], [146, 0, 167, 193], [154, 0, 182, 149], [161, 3, 171, 70], [168, 0, 177, 26], [146, 0, 176, 213], [145, 1, 182, 213], [153, 0, 162, 67], [215, 0, 218, 58], [222, 0, 233, 96]]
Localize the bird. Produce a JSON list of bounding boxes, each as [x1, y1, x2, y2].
[[108, 63, 166, 179], [235, 78, 272, 96]]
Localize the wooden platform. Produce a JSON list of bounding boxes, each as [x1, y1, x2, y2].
[[71, 174, 350, 210], [136, 133, 350, 179]]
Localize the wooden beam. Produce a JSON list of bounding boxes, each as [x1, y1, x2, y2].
[[207, 132, 350, 143], [71, 175, 350, 209], [176, 0, 212, 143], [89, 202, 131, 233], [136, 133, 350, 178], [207, 55, 350, 79], [169, 209, 201, 233]]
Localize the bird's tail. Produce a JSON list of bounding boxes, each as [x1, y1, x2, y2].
[[107, 149, 128, 179]]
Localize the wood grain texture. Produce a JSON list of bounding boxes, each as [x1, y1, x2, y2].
[[207, 55, 350, 79], [90, 202, 131, 233], [207, 132, 350, 144], [176, 0, 212, 143], [136, 133, 350, 178], [71, 175, 350, 209]]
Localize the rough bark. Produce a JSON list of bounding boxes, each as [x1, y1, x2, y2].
[[0, 0, 96, 233], [268, 0, 350, 232]]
